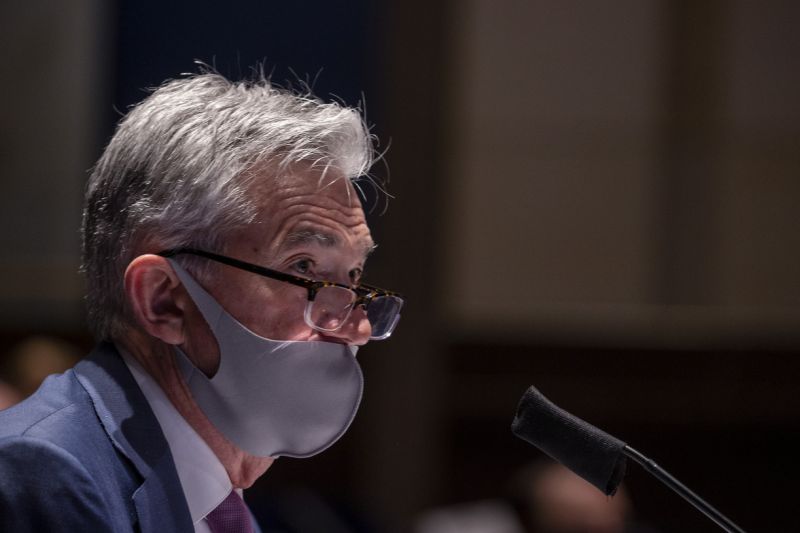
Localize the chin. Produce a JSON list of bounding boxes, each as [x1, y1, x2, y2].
[[233, 455, 275, 489]]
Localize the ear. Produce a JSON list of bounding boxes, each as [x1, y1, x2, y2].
[[124, 255, 187, 345]]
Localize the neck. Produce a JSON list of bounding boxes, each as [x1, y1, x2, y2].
[[118, 330, 274, 488]]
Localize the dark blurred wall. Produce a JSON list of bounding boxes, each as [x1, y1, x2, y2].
[[430, 1, 800, 532], [441, 0, 800, 342], [112, 0, 375, 114], [0, 0, 110, 331]]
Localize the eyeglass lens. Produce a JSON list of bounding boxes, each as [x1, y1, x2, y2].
[[307, 286, 357, 332], [364, 295, 403, 340], [305, 286, 402, 339]]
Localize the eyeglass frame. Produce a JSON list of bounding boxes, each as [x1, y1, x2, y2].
[[156, 247, 404, 339]]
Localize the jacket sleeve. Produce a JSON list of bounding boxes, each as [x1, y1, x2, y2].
[[0, 435, 115, 532]]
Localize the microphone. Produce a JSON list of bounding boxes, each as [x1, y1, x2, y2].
[[511, 385, 627, 496], [511, 386, 747, 533]]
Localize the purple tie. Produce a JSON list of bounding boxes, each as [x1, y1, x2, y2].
[[205, 490, 254, 533]]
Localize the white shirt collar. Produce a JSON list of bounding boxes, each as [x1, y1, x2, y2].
[[119, 346, 233, 526]]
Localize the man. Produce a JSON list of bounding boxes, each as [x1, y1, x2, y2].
[[0, 71, 403, 532]]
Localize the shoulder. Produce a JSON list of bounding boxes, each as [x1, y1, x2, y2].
[[0, 347, 146, 531], [0, 435, 115, 532], [0, 368, 102, 450], [0, 343, 189, 532]]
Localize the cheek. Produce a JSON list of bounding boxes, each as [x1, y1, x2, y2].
[[261, 288, 311, 339], [227, 282, 311, 340]]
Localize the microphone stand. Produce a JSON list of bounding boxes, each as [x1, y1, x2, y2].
[[623, 446, 746, 533]]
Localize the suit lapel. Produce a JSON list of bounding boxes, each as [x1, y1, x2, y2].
[[133, 452, 196, 533], [75, 343, 194, 533]]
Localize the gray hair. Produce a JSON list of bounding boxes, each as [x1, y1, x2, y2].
[[82, 71, 375, 341]]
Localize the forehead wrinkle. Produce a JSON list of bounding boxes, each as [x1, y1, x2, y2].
[[272, 207, 368, 242], [269, 194, 369, 235], [268, 193, 367, 225], [271, 210, 374, 262], [253, 176, 372, 261]]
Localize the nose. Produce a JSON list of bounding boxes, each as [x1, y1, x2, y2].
[[318, 305, 372, 346]]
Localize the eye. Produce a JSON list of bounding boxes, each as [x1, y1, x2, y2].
[[292, 258, 313, 276]]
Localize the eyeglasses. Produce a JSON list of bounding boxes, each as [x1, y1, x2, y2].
[[157, 248, 403, 340]]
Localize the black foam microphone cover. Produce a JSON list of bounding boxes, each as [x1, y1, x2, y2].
[[512, 386, 627, 496]]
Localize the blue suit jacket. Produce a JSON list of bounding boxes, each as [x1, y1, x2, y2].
[[0, 342, 194, 532]]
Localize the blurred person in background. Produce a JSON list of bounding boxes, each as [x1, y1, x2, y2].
[[0, 336, 81, 406], [0, 380, 21, 411], [510, 460, 642, 533], [0, 69, 402, 533], [416, 460, 653, 533]]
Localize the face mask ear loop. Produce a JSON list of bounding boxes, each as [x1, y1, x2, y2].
[[166, 259, 220, 330]]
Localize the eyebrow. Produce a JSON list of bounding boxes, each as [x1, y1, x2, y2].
[[285, 229, 377, 259], [286, 229, 338, 247]]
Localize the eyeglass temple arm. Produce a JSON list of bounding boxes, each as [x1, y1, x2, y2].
[[157, 248, 317, 289]]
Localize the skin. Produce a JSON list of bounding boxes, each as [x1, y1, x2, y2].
[[120, 167, 375, 488], [530, 463, 630, 532]]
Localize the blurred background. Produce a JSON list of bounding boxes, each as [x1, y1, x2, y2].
[[1, 1, 798, 532]]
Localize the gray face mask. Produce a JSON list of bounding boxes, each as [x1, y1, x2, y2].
[[168, 260, 364, 458]]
